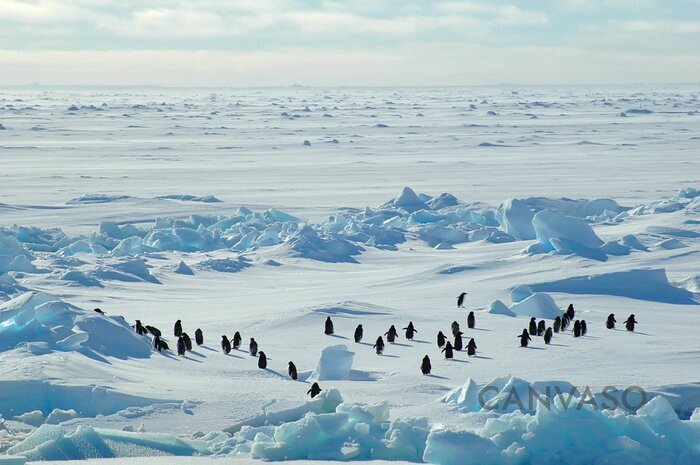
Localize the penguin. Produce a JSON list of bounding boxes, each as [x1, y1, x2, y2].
[[403, 322, 417, 340], [221, 335, 231, 354], [385, 325, 398, 343], [308, 382, 321, 399], [467, 338, 477, 356], [453, 332, 463, 351], [467, 311, 475, 329], [606, 314, 616, 329], [93, 308, 105, 315], [553, 316, 561, 333], [354, 324, 363, 343], [457, 292, 467, 308], [373, 336, 385, 355], [573, 320, 582, 338], [195, 328, 203, 346], [529, 318, 537, 336], [442, 341, 454, 359], [153, 335, 162, 352], [537, 320, 546, 336], [135, 320, 147, 335], [437, 331, 446, 348], [177, 337, 186, 356], [519, 329, 531, 347], [566, 304, 575, 321], [158, 339, 169, 352], [174, 320, 182, 337], [232, 331, 241, 349], [421, 355, 431, 375], [182, 332, 192, 351], [581, 320, 588, 336], [249, 338, 258, 356], [451, 321, 460, 338], [544, 327, 553, 345], [625, 314, 638, 332], [258, 351, 267, 369], [560, 315, 569, 332], [145, 325, 161, 337], [288, 361, 298, 380], [324, 316, 334, 335]]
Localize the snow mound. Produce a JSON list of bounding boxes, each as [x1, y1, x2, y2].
[[66, 194, 131, 204], [508, 292, 562, 319], [0, 292, 151, 358], [310, 345, 355, 380], [0, 274, 28, 300], [529, 268, 699, 305], [529, 209, 606, 259], [156, 194, 222, 203], [198, 257, 251, 273], [385, 187, 427, 212], [0, 230, 36, 274], [311, 301, 394, 317], [495, 199, 536, 240], [487, 300, 515, 317], [285, 226, 363, 263], [174, 260, 195, 275]]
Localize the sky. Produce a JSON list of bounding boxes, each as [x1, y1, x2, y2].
[[0, 0, 698, 86]]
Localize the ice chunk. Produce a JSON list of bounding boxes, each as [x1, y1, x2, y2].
[[508, 292, 562, 319], [310, 345, 355, 381], [174, 261, 194, 275], [496, 199, 536, 240], [488, 300, 515, 317]]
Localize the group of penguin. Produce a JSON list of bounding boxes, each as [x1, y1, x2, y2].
[[123, 290, 641, 399]]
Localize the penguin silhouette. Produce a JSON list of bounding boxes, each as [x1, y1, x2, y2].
[[457, 292, 467, 308], [221, 335, 231, 354], [146, 325, 161, 337], [606, 314, 616, 329], [421, 355, 432, 375], [529, 318, 537, 336], [467, 311, 475, 329], [453, 332, 463, 351], [249, 338, 258, 356], [467, 338, 477, 356], [442, 341, 454, 359], [177, 337, 186, 356], [437, 331, 446, 348], [308, 382, 321, 398], [174, 319, 182, 337], [451, 321, 460, 338], [519, 329, 531, 347], [544, 327, 553, 344], [566, 304, 575, 321], [258, 351, 267, 369], [403, 322, 417, 340], [153, 335, 162, 352], [625, 314, 638, 332], [195, 328, 203, 346], [232, 331, 241, 349], [324, 317, 334, 335], [573, 320, 582, 338], [94, 308, 105, 315], [288, 361, 298, 380], [537, 320, 546, 336], [560, 315, 569, 331], [581, 320, 588, 336], [553, 316, 561, 333], [385, 325, 398, 343], [135, 320, 147, 335], [181, 332, 192, 351], [354, 324, 363, 343], [373, 336, 385, 355]]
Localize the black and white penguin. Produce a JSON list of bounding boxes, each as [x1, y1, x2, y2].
[[566, 304, 575, 321], [354, 324, 363, 343], [249, 338, 258, 356], [135, 320, 147, 335], [451, 321, 460, 338], [153, 335, 162, 352], [625, 314, 638, 332], [467, 311, 475, 329], [553, 316, 561, 333], [537, 320, 546, 336], [606, 314, 616, 329], [437, 331, 446, 348], [324, 316, 334, 335], [258, 351, 267, 369], [403, 322, 417, 340], [544, 327, 553, 344], [442, 341, 454, 359], [174, 320, 183, 337], [467, 338, 477, 356], [195, 328, 203, 346], [288, 361, 298, 380], [453, 332, 463, 351], [529, 318, 537, 336], [232, 331, 241, 349], [519, 329, 532, 347], [373, 336, 385, 355], [573, 320, 582, 338], [560, 315, 569, 332], [421, 355, 431, 375], [308, 382, 321, 398], [146, 325, 161, 337], [385, 325, 398, 343], [581, 320, 588, 336], [93, 308, 105, 315], [221, 335, 231, 354], [457, 292, 467, 308], [177, 337, 186, 356], [181, 332, 192, 351]]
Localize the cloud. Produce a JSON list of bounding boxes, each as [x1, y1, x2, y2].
[[615, 20, 700, 34]]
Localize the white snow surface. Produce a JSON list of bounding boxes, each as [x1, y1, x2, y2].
[[1, 86, 699, 464]]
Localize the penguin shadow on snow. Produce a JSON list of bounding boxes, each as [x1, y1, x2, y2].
[[411, 339, 431, 344], [426, 374, 449, 380], [447, 358, 469, 363], [547, 343, 569, 347], [198, 345, 217, 352], [380, 354, 400, 358], [225, 352, 245, 359], [472, 355, 493, 360], [179, 354, 204, 363], [328, 334, 348, 340], [470, 328, 491, 332], [388, 342, 411, 347], [612, 328, 653, 336], [521, 346, 545, 350], [188, 350, 206, 358]]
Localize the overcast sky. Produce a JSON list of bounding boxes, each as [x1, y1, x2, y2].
[[0, 0, 698, 86]]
